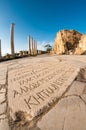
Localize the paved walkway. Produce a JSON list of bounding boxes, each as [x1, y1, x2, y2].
[[38, 80, 86, 130], [0, 55, 86, 130]]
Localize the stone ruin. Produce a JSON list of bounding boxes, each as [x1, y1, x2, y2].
[[0, 55, 86, 130], [53, 29, 86, 55]]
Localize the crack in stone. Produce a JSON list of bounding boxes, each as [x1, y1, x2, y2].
[[5, 68, 9, 114], [7, 61, 25, 72], [8, 80, 77, 130], [62, 117, 65, 130], [1, 61, 86, 130], [2, 63, 81, 129], [79, 95, 86, 106], [78, 100, 82, 112], [0, 112, 6, 116], [0, 84, 6, 88], [62, 94, 86, 106], [0, 117, 7, 121], [76, 67, 86, 83], [0, 67, 10, 127], [0, 92, 6, 94], [83, 86, 86, 94], [27, 80, 78, 129], [0, 99, 6, 104]]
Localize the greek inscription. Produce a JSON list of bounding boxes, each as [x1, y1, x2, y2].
[[24, 96, 39, 109], [8, 61, 77, 114], [23, 84, 60, 109], [13, 90, 22, 98]]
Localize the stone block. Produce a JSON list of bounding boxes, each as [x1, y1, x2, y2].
[[8, 60, 79, 126]]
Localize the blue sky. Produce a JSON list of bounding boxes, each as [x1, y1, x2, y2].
[[0, 0, 86, 55]]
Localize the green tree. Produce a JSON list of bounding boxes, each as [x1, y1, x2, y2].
[[44, 44, 52, 53]]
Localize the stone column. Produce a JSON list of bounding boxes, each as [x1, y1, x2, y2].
[[32, 38, 34, 55], [0, 40, 1, 58], [10, 23, 15, 55], [28, 35, 31, 55], [34, 40, 36, 55], [35, 41, 37, 55]]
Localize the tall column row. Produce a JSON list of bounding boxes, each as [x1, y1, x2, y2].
[[1, 23, 38, 57], [28, 35, 37, 55]]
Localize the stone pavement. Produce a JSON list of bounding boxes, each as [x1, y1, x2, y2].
[[0, 84, 10, 130], [0, 55, 86, 130], [38, 80, 86, 130]]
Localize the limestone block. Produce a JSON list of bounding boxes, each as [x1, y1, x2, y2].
[[8, 60, 79, 128], [38, 96, 86, 130]]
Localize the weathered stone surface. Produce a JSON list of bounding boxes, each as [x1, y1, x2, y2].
[[65, 81, 86, 96], [0, 55, 86, 130], [36, 58, 86, 130], [0, 119, 10, 130], [0, 68, 7, 84], [53, 30, 86, 55], [0, 93, 6, 103], [0, 88, 6, 93], [38, 95, 86, 130], [8, 59, 79, 125], [81, 94, 86, 103], [77, 68, 86, 82], [0, 103, 6, 114], [0, 114, 7, 120]]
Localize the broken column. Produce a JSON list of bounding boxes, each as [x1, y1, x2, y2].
[[0, 39, 1, 58], [32, 38, 34, 55], [34, 40, 36, 55], [28, 35, 31, 55], [35, 41, 37, 55], [10, 23, 15, 55]]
